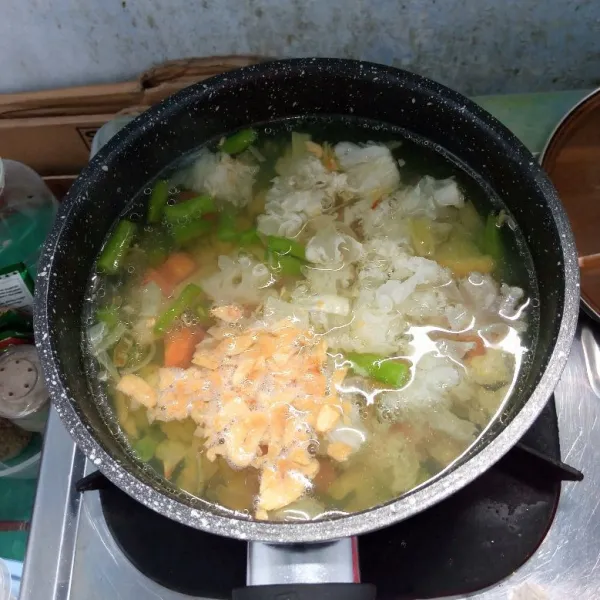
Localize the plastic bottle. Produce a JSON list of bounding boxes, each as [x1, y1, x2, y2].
[[0, 158, 57, 311], [0, 558, 14, 600]]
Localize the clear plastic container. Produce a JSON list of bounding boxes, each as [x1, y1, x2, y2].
[[0, 557, 13, 600], [0, 158, 58, 280], [0, 433, 42, 480]]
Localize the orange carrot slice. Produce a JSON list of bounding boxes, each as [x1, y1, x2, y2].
[[164, 327, 205, 368], [162, 252, 196, 283]]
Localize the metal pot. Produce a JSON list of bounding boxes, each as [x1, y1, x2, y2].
[[34, 59, 579, 549]]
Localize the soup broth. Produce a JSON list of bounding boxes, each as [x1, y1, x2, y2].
[[84, 118, 538, 521]]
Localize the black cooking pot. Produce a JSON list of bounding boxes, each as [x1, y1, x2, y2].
[[34, 58, 578, 582]]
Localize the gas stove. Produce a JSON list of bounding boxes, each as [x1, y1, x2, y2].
[[18, 316, 600, 599], [20, 99, 600, 598]]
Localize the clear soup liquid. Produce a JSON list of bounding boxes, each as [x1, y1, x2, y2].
[[83, 117, 539, 521]]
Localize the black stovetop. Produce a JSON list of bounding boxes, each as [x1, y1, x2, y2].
[[78, 397, 582, 599]]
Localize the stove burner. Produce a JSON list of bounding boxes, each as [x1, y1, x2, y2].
[[99, 483, 246, 597], [79, 398, 581, 599]]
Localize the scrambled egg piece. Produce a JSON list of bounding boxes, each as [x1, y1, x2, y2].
[[119, 306, 350, 517]]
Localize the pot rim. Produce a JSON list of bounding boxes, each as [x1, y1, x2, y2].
[[34, 57, 580, 543]]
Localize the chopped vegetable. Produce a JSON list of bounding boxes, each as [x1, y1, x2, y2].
[[483, 212, 504, 262], [220, 128, 258, 155], [113, 334, 134, 368], [266, 250, 304, 276], [217, 208, 239, 242], [155, 438, 187, 478], [458, 201, 484, 237], [133, 430, 162, 462], [142, 228, 171, 266], [163, 194, 216, 224], [346, 352, 409, 388], [96, 306, 120, 329], [90, 321, 128, 354], [435, 231, 495, 277], [97, 220, 137, 274], [238, 228, 261, 247], [114, 391, 138, 438], [164, 326, 204, 368], [162, 252, 196, 283], [120, 342, 156, 375], [171, 219, 212, 246], [145, 267, 176, 297], [195, 303, 214, 325], [154, 283, 203, 335], [267, 235, 306, 260], [148, 179, 170, 223], [177, 452, 203, 495], [408, 218, 436, 258], [160, 419, 196, 443], [144, 252, 197, 296]]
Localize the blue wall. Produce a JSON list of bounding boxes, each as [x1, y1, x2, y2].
[[1, 0, 597, 94]]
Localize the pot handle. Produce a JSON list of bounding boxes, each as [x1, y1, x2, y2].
[[232, 583, 376, 599]]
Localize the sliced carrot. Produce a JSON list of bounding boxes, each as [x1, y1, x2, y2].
[[144, 252, 196, 297], [463, 335, 486, 360], [429, 331, 486, 360], [164, 327, 205, 368], [145, 267, 176, 296], [371, 197, 383, 210], [162, 252, 196, 283]]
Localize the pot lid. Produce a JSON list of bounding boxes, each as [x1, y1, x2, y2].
[[541, 89, 600, 319]]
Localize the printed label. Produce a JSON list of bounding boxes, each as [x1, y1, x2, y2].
[[0, 271, 34, 310]]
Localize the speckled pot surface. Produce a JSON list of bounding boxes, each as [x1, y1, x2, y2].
[[34, 58, 579, 543]]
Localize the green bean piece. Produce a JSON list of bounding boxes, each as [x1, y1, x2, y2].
[[171, 219, 212, 246], [195, 303, 214, 326], [133, 432, 161, 462], [96, 306, 120, 329], [97, 220, 137, 274], [238, 228, 261, 247], [217, 209, 239, 242], [154, 283, 203, 335], [146, 238, 170, 266], [483, 213, 503, 261], [220, 128, 258, 155], [346, 352, 409, 389], [148, 179, 170, 223], [267, 235, 306, 260], [266, 250, 304, 277], [163, 195, 216, 224]]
